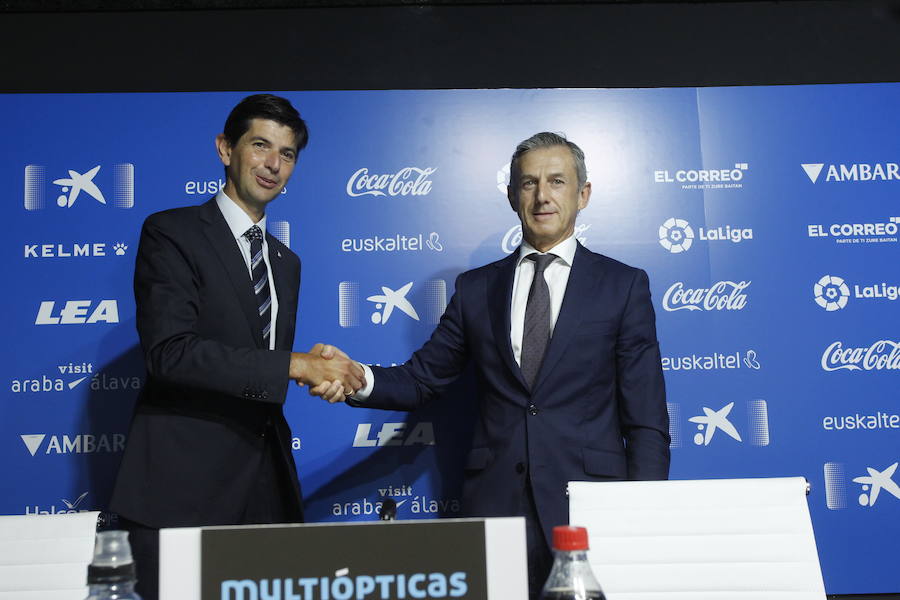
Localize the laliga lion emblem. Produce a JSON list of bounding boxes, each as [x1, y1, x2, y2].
[[814, 275, 850, 311], [659, 218, 694, 253]]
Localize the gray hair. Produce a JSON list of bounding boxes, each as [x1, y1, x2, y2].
[[509, 132, 588, 190]]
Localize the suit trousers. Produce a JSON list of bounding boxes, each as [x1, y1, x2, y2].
[[524, 477, 554, 600], [120, 424, 301, 600]]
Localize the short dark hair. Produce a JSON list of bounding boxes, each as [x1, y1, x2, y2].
[[222, 94, 309, 152], [510, 131, 587, 189]]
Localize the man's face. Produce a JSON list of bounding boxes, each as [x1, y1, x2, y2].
[[508, 145, 591, 252], [216, 118, 298, 215]]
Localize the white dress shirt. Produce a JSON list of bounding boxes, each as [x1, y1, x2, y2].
[[216, 191, 279, 351], [353, 233, 579, 399]]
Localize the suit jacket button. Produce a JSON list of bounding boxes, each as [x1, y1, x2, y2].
[[528, 404, 538, 416], [515, 462, 525, 474]]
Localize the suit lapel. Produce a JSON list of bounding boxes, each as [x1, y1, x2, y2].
[[200, 199, 264, 349], [488, 252, 529, 392], [533, 243, 602, 392], [267, 235, 294, 352]]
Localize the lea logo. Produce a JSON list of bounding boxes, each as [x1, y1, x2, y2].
[[352, 422, 436, 447], [35, 300, 119, 325]]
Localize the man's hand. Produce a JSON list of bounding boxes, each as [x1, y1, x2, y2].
[[289, 343, 365, 402]]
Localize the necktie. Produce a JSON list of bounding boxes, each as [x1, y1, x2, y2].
[[520, 253, 556, 389], [243, 225, 272, 344]]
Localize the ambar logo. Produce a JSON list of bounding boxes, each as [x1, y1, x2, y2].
[[802, 162, 900, 183], [20, 433, 125, 455]]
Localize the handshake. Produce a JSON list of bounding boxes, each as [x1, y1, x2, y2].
[[289, 343, 365, 403]]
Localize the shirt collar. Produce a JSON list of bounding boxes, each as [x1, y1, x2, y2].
[[516, 233, 577, 268], [216, 191, 267, 241]]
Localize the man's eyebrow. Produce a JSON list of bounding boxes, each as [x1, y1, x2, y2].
[[520, 171, 567, 180]]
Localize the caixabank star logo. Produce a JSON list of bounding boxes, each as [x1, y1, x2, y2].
[[24, 164, 134, 210], [824, 461, 900, 509]]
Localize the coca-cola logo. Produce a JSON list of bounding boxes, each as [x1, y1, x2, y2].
[[821, 340, 900, 372], [346, 167, 436, 198], [662, 280, 751, 312], [500, 223, 591, 254]]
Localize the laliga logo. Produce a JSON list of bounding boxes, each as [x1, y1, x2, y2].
[[346, 167, 436, 198], [662, 280, 750, 312], [813, 275, 850, 311], [501, 223, 591, 254], [658, 218, 694, 253], [659, 218, 753, 252]]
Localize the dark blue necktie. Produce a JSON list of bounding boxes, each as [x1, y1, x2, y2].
[[243, 225, 272, 344]]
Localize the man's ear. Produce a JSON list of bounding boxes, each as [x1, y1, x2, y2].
[[578, 181, 592, 211], [215, 134, 232, 167]]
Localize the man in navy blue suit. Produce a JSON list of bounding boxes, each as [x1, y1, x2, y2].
[[111, 94, 364, 600], [316, 132, 669, 598]]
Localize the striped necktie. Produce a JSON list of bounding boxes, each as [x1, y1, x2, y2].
[[243, 225, 272, 344]]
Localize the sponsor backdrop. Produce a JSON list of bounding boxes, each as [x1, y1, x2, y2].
[[2, 85, 898, 594]]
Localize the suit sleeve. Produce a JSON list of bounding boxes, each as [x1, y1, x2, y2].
[[349, 273, 471, 411], [615, 268, 671, 479], [134, 215, 292, 404]]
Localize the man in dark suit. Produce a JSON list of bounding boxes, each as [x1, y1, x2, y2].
[[110, 94, 364, 600], [317, 132, 669, 598]]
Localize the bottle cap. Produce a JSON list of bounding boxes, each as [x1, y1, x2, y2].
[[87, 530, 137, 583], [552, 525, 589, 551]]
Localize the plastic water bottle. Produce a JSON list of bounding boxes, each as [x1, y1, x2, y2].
[[539, 525, 606, 600], [84, 530, 142, 600]]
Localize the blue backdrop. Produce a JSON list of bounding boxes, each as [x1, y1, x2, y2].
[[2, 85, 898, 594]]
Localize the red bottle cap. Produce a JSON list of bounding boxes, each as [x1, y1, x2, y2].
[[552, 525, 589, 551]]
